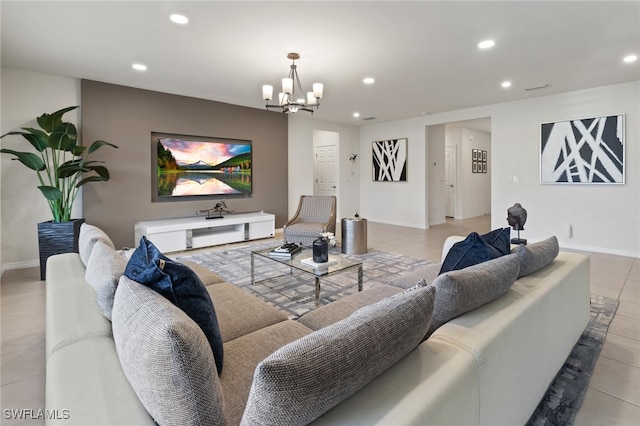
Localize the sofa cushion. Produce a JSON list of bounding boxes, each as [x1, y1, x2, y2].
[[511, 236, 559, 278], [240, 284, 436, 426], [124, 236, 224, 373], [78, 223, 115, 266], [439, 228, 510, 274], [206, 283, 289, 342], [84, 240, 128, 321], [112, 276, 227, 426], [298, 284, 402, 330], [220, 321, 313, 425], [427, 253, 520, 338]]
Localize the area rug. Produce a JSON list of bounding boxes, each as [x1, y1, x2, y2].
[[526, 294, 618, 426], [176, 241, 618, 425], [176, 240, 431, 318]]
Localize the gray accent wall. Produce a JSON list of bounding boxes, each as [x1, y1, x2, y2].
[[81, 80, 288, 249]]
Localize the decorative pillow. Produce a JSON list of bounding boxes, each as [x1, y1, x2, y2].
[[427, 253, 520, 338], [439, 228, 510, 274], [124, 236, 224, 373], [112, 276, 227, 425], [84, 240, 127, 320], [78, 223, 115, 266], [511, 236, 559, 278], [240, 285, 436, 426]]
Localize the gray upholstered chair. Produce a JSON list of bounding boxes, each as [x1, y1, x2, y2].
[[283, 195, 337, 245]]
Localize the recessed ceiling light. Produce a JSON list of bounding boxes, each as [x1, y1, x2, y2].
[[363, 77, 375, 84], [478, 40, 495, 49], [170, 14, 189, 24], [623, 54, 638, 63], [353, 112, 360, 118], [132, 63, 147, 71], [501, 81, 512, 88]]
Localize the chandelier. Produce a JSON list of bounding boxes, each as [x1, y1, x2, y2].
[[262, 53, 323, 114]]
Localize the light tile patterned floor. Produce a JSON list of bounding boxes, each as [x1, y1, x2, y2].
[[1, 215, 638, 425]]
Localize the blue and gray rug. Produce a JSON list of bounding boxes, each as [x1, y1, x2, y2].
[[177, 240, 430, 318], [177, 241, 618, 426]]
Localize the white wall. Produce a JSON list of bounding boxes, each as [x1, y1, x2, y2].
[[288, 115, 360, 230], [360, 81, 640, 257], [1, 67, 81, 271], [360, 117, 428, 228]]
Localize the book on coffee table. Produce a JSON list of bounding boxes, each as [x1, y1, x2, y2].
[[268, 244, 302, 259], [300, 257, 338, 269]]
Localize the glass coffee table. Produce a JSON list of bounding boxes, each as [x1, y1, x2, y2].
[[251, 247, 363, 305]]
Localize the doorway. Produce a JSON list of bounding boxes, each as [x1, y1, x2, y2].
[[313, 130, 338, 197], [444, 145, 456, 217]]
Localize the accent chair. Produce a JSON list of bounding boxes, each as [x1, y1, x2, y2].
[[283, 195, 337, 245]]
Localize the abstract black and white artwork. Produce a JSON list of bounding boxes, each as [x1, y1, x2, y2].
[[540, 114, 625, 184], [372, 138, 407, 182]]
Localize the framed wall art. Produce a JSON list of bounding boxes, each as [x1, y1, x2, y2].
[[540, 114, 625, 184], [472, 149, 488, 173], [372, 138, 407, 182]]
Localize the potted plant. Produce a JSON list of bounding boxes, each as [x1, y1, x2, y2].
[[1, 105, 118, 279]]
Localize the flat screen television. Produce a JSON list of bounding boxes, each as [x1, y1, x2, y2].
[[151, 132, 252, 201]]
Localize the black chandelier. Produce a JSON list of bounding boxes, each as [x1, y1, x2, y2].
[[262, 53, 323, 114]]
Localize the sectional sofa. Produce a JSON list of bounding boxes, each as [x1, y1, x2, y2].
[[45, 224, 590, 425]]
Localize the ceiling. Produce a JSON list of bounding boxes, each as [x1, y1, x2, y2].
[[2, 1, 638, 127]]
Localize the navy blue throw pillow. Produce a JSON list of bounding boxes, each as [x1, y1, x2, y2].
[[124, 236, 224, 373], [480, 227, 511, 256], [439, 228, 510, 274]]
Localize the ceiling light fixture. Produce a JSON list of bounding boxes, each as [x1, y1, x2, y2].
[[478, 40, 495, 49], [363, 77, 375, 84], [353, 112, 360, 118], [262, 53, 323, 114], [501, 81, 512, 88], [623, 54, 638, 63], [132, 63, 147, 71], [170, 14, 189, 24]]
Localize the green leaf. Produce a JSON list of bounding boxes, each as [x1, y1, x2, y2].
[[57, 161, 84, 178], [38, 185, 63, 201], [0, 149, 45, 171], [2, 128, 50, 152], [77, 174, 109, 187], [48, 122, 78, 151], [88, 139, 118, 154], [37, 106, 78, 132]]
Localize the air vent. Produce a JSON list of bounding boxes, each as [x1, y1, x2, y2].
[[362, 116, 377, 121], [524, 83, 551, 91]]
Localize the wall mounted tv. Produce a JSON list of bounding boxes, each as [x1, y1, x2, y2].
[[152, 132, 252, 202]]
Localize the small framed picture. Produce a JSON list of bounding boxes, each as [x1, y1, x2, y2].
[[472, 149, 478, 160], [472, 162, 478, 173], [482, 150, 487, 161], [482, 162, 487, 173]]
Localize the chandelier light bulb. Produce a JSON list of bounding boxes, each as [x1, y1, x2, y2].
[[282, 78, 293, 95], [313, 83, 324, 99], [262, 85, 273, 101], [307, 92, 317, 105]]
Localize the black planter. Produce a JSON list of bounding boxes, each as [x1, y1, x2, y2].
[[37, 219, 85, 280]]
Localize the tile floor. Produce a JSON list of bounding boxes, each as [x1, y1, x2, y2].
[[1, 215, 638, 425]]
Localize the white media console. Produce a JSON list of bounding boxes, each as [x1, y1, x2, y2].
[[134, 211, 275, 253]]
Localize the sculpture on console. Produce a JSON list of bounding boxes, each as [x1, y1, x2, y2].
[[197, 199, 234, 220], [507, 202, 527, 245]]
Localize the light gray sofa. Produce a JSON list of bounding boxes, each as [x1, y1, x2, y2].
[[45, 226, 590, 425]]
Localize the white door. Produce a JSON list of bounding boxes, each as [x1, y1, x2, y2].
[[314, 133, 338, 196], [444, 145, 456, 217]]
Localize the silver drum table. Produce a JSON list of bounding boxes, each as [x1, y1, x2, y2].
[[341, 217, 367, 255]]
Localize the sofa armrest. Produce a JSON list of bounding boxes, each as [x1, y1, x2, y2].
[[441, 235, 465, 263]]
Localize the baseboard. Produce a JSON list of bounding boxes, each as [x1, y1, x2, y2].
[[560, 242, 640, 259], [2, 259, 39, 274]]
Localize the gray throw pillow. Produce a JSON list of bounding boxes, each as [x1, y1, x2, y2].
[[78, 223, 115, 266], [84, 240, 127, 321], [426, 253, 520, 338], [511, 236, 559, 278], [240, 285, 436, 426], [112, 276, 227, 426]]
